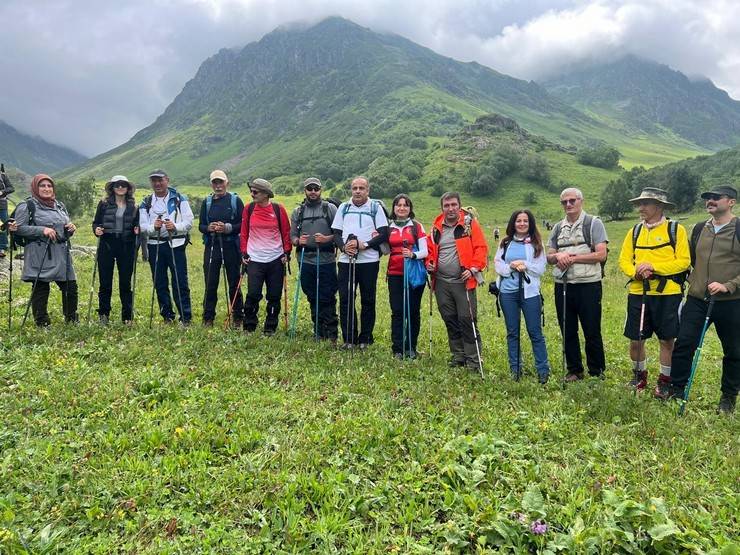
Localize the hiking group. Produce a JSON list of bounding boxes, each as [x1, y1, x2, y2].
[[1, 164, 738, 414]]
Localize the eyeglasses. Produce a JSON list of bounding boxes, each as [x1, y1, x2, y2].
[[211, 179, 225, 185], [113, 183, 128, 189], [560, 198, 579, 206], [704, 194, 727, 201], [250, 189, 262, 195], [305, 185, 320, 192]]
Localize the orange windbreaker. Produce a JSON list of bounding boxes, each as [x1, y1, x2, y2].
[[427, 210, 489, 290]]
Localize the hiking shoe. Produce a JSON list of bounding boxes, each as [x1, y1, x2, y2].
[[358, 343, 369, 350], [511, 370, 522, 382], [263, 329, 276, 337], [718, 393, 736, 415], [203, 319, 214, 327], [564, 373, 584, 382], [98, 314, 109, 325], [340, 342, 354, 350], [538, 374, 549, 385], [393, 352, 404, 360], [653, 375, 671, 400], [448, 357, 465, 368], [627, 370, 648, 391], [0, 250, 5, 258]]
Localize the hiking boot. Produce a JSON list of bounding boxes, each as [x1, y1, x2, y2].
[[538, 373, 549, 385], [511, 370, 522, 382], [98, 314, 109, 326], [718, 393, 736, 415], [448, 357, 465, 368], [653, 375, 671, 400], [0, 250, 5, 258], [203, 319, 214, 327], [564, 373, 584, 382], [393, 352, 404, 360], [627, 370, 648, 391], [263, 328, 276, 337], [358, 343, 369, 350]]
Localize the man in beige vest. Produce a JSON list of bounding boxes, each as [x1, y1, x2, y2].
[[547, 187, 609, 381]]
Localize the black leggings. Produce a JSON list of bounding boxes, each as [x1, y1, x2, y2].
[[31, 280, 78, 326]]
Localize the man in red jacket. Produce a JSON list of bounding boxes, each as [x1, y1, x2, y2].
[[239, 178, 291, 335], [427, 192, 489, 371]]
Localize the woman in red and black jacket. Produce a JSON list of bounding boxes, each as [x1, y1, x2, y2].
[[387, 194, 428, 359]]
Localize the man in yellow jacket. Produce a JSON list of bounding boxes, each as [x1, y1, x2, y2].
[[618, 187, 691, 398]]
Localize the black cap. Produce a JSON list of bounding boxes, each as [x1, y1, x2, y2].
[[700, 185, 737, 200], [148, 169, 168, 179]]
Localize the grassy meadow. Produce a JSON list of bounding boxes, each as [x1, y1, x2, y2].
[[0, 185, 738, 554]]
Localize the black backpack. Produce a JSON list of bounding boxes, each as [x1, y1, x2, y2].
[[9, 198, 36, 248], [630, 219, 688, 292], [690, 218, 740, 267]]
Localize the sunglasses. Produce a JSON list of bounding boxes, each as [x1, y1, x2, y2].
[[560, 198, 579, 206], [305, 185, 320, 192], [113, 182, 129, 189], [211, 179, 225, 185], [250, 189, 262, 195], [704, 194, 727, 201]]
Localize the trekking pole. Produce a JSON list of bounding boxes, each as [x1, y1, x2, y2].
[[7, 223, 14, 330], [515, 271, 523, 381], [203, 232, 215, 316], [130, 236, 138, 321], [345, 234, 357, 350], [289, 247, 304, 338], [282, 257, 289, 333], [679, 295, 716, 416], [636, 278, 649, 390], [406, 260, 412, 357], [428, 276, 434, 359], [224, 264, 246, 327], [166, 226, 185, 323], [350, 255, 356, 353], [464, 286, 484, 379], [402, 245, 408, 359], [560, 271, 568, 381], [218, 234, 230, 325], [148, 225, 162, 328], [315, 246, 320, 340], [21, 237, 52, 327], [86, 235, 101, 322]]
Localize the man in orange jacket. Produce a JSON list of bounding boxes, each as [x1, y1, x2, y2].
[[427, 192, 489, 371]]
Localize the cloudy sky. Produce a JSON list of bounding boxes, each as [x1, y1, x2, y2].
[[2, 0, 739, 157]]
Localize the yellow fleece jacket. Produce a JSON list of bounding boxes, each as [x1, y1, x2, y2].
[[618, 220, 691, 295]]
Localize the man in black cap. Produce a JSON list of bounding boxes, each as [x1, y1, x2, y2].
[[139, 169, 194, 324], [290, 177, 339, 341], [669, 185, 740, 414]]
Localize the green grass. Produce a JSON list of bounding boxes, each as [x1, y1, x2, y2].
[[0, 195, 737, 553]]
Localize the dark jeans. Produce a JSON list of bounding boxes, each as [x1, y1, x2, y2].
[[554, 281, 605, 376], [97, 235, 135, 321], [337, 261, 379, 344], [300, 261, 338, 340], [244, 257, 284, 333], [435, 279, 481, 366], [31, 280, 78, 325], [147, 242, 192, 323], [500, 292, 550, 378], [0, 207, 7, 251], [388, 274, 424, 354], [202, 238, 243, 323], [671, 296, 740, 396]]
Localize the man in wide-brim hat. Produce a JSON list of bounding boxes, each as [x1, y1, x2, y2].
[[618, 187, 690, 399]]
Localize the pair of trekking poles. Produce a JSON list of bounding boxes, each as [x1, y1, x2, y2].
[[201, 232, 233, 327], [147, 220, 186, 328], [86, 233, 140, 323], [289, 245, 323, 340]]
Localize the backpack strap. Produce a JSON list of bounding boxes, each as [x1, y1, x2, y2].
[[322, 201, 332, 229], [690, 220, 709, 267], [582, 214, 594, 250]]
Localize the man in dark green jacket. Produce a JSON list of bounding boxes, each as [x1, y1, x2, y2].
[[669, 185, 740, 414]]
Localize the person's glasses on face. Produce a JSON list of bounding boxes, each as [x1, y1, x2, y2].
[[560, 198, 579, 206], [305, 185, 320, 192], [250, 189, 261, 196], [705, 194, 726, 202], [113, 183, 128, 189]]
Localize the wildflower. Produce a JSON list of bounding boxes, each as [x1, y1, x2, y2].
[[530, 520, 548, 535], [511, 512, 528, 524]]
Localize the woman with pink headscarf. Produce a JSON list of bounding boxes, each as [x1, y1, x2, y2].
[[13, 174, 78, 326]]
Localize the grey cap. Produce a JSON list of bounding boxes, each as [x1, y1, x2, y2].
[[250, 178, 274, 198], [303, 177, 322, 188], [629, 187, 675, 208], [700, 185, 737, 200], [149, 169, 168, 178]]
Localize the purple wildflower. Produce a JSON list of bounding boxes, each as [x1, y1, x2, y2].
[[530, 520, 548, 535]]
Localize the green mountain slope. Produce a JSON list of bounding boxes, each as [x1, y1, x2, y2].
[[0, 120, 86, 175], [643, 144, 740, 188], [543, 55, 740, 151], [62, 18, 702, 186]]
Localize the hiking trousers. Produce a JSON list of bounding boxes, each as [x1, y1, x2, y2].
[[30, 279, 78, 325], [554, 281, 605, 376], [97, 235, 135, 321], [244, 257, 284, 333], [147, 242, 192, 323], [435, 279, 481, 366], [337, 261, 379, 344], [671, 296, 740, 396], [388, 274, 424, 355], [202, 239, 243, 323], [300, 261, 338, 340]]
